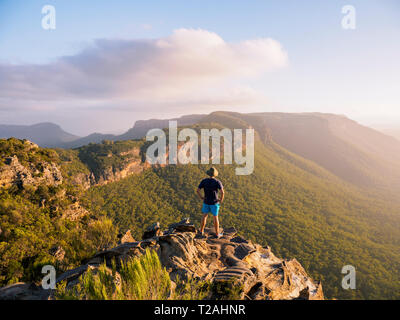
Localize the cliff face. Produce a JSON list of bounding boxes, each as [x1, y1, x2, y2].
[[0, 219, 323, 300], [0, 139, 147, 190], [0, 142, 63, 189], [76, 144, 190, 188], [74, 145, 150, 188], [93, 156, 149, 186], [66, 156, 148, 189]]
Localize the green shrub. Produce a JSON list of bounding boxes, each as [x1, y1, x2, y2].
[[56, 249, 171, 300], [211, 280, 243, 300], [172, 276, 212, 300], [119, 249, 171, 299]]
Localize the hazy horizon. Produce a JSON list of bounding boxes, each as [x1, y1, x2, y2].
[[3, 110, 400, 139]]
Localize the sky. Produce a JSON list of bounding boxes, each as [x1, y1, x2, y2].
[[0, 0, 399, 136]]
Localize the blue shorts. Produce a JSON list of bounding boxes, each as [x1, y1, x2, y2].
[[202, 203, 220, 216]]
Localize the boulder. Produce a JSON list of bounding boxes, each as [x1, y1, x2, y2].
[[142, 222, 162, 239], [167, 218, 196, 234], [0, 283, 50, 300], [120, 230, 135, 244]]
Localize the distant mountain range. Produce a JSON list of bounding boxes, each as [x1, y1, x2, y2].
[[0, 122, 79, 148], [2, 111, 400, 192], [0, 114, 206, 148]]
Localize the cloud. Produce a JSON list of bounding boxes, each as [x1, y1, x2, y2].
[[0, 28, 288, 113]]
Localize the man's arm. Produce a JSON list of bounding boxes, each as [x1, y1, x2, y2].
[[196, 188, 204, 200], [219, 189, 225, 204]]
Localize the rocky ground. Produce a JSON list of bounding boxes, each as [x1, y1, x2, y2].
[[0, 218, 323, 300]]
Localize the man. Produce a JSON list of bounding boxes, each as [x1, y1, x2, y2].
[[196, 167, 224, 238]]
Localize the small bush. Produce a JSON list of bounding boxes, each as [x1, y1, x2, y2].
[[119, 249, 171, 299], [56, 249, 171, 300], [172, 276, 212, 300], [211, 280, 243, 300]]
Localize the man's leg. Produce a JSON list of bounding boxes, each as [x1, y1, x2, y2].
[[211, 204, 221, 236], [200, 214, 208, 233], [213, 215, 219, 236]]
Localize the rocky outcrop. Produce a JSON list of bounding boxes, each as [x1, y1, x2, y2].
[[49, 246, 66, 262], [61, 202, 90, 221], [86, 143, 205, 188], [119, 230, 135, 244], [81, 147, 150, 187], [68, 172, 92, 190], [142, 222, 162, 239], [0, 154, 62, 189], [0, 219, 323, 300], [0, 283, 51, 300], [94, 159, 149, 186], [0, 139, 145, 190], [62, 143, 197, 189]]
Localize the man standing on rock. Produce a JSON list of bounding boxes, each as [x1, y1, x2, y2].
[[196, 167, 224, 238]]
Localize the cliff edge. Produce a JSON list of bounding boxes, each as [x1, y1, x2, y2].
[[0, 218, 323, 300]]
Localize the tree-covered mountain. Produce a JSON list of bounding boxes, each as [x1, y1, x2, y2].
[[116, 114, 206, 141], [60, 114, 206, 148], [1, 111, 400, 300], [0, 138, 118, 286], [60, 133, 117, 149], [199, 112, 400, 192]]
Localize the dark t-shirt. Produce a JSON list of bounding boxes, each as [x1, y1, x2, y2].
[[198, 178, 223, 205]]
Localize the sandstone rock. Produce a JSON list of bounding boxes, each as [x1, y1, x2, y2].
[[49, 246, 65, 262], [234, 243, 256, 260], [84, 239, 158, 268], [166, 218, 196, 234], [119, 230, 135, 244], [0, 283, 50, 300], [0, 154, 63, 189], [56, 264, 92, 284], [70, 172, 91, 190], [142, 222, 162, 239], [230, 236, 248, 244], [222, 227, 237, 237], [91, 148, 146, 186], [61, 202, 89, 221], [1, 219, 324, 300]]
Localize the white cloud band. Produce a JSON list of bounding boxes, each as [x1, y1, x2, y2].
[[0, 28, 288, 112]]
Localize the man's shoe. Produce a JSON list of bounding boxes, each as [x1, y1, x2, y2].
[[197, 230, 205, 238]]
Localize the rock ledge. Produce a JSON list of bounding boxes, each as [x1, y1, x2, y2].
[[0, 219, 323, 300]]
